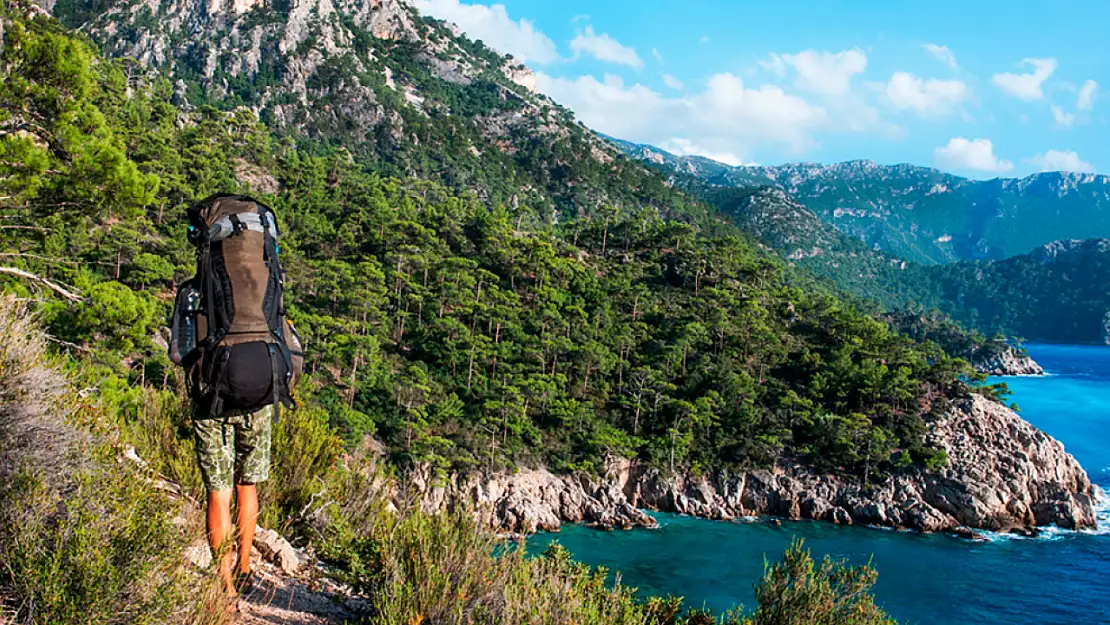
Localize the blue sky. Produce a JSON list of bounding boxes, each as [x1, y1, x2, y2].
[[414, 0, 1108, 177]]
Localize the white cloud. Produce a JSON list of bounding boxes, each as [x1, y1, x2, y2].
[[414, 0, 559, 64], [662, 73, 684, 90], [652, 48, 664, 64], [881, 71, 968, 116], [570, 26, 643, 69], [923, 43, 958, 70], [659, 139, 747, 167], [991, 58, 1057, 100], [1052, 105, 1076, 127], [535, 71, 834, 162], [699, 35, 710, 44], [759, 55, 787, 77], [767, 49, 868, 96], [1077, 80, 1099, 111], [1028, 150, 1095, 173], [935, 137, 1014, 173]]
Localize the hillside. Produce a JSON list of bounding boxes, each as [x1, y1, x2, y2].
[[50, 0, 709, 225], [11, 0, 993, 478], [616, 138, 1110, 265], [910, 239, 1110, 344], [677, 182, 925, 308]]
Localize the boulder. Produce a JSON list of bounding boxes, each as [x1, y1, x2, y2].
[[254, 527, 305, 575]]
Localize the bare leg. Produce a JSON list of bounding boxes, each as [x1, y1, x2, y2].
[[206, 489, 236, 598], [235, 483, 258, 575]]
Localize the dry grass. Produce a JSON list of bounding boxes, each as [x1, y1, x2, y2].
[[0, 294, 84, 483], [0, 294, 226, 625]]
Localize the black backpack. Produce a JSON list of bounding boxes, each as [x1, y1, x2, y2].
[[169, 194, 304, 418]]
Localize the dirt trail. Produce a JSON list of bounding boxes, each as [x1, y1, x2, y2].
[[235, 556, 369, 625]]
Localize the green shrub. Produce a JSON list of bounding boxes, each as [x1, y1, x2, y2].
[[742, 539, 895, 625], [260, 403, 344, 532], [0, 455, 205, 625]]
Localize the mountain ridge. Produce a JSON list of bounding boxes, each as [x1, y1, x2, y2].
[[613, 137, 1110, 264]]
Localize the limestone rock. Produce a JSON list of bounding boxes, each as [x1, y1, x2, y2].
[[502, 62, 537, 92], [184, 539, 212, 569], [254, 527, 306, 575], [973, 346, 1044, 376], [422, 395, 1096, 537], [413, 461, 657, 535]]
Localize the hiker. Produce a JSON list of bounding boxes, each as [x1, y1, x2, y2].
[[169, 195, 303, 607]]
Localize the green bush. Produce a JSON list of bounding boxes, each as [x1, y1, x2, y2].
[[0, 456, 205, 625], [743, 539, 895, 625]]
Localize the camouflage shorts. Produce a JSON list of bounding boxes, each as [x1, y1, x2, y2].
[[193, 405, 273, 492]]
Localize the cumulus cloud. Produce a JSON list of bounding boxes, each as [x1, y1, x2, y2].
[[765, 49, 868, 96], [935, 137, 1014, 173], [881, 72, 968, 116], [535, 72, 833, 162], [991, 58, 1057, 100], [570, 26, 643, 68], [1052, 105, 1076, 127], [1028, 150, 1095, 173], [1077, 80, 1099, 111], [923, 43, 958, 70], [662, 73, 684, 90], [652, 48, 664, 64], [413, 0, 559, 64]]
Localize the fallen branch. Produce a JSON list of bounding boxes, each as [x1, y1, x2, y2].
[[0, 266, 83, 301], [45, 335, 93, 353], [0, 225, 53, 232]]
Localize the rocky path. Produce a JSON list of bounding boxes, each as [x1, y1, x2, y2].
[[237, 561, 367, 625], [184, 528, 368, 625]]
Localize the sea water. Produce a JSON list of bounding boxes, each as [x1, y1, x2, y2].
[[531, 344, 1110, 625]]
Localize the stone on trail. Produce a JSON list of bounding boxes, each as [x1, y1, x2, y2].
[[254, 527, 306, 575]]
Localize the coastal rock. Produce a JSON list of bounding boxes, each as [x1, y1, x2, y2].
[[424, 395, 1096, 536], [630, 395, 1096, 534], [973, 346, 1044, 376], [412, 463, 657, 534]]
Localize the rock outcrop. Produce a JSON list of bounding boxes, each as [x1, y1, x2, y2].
[[423, 395, 1096, 536], [412, 466, 658, 535], [973, 346, 1044, 376]]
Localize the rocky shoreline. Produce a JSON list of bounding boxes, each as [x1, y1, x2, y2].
[[414, 395, 1096, 538], [972, 346, 1045, 376]]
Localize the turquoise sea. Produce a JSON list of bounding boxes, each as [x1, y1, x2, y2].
[[532, 344, 1110, 625]]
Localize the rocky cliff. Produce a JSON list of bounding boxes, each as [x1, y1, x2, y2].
[[419, 395, 1096, 537], [972, 346, 1044, 376]]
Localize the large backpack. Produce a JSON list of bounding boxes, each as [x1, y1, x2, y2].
[[169, 194, 304, 418]]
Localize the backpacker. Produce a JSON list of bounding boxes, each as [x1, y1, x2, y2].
[[169, 194, 304, 418]]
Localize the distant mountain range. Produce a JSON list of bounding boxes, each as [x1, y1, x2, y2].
[[624, 142, 1110, 344], [614, 138, 1110, 265]]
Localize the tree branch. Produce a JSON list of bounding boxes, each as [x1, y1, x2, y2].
[[0, 225, 53, 232], [0, 266, 83, 301]]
